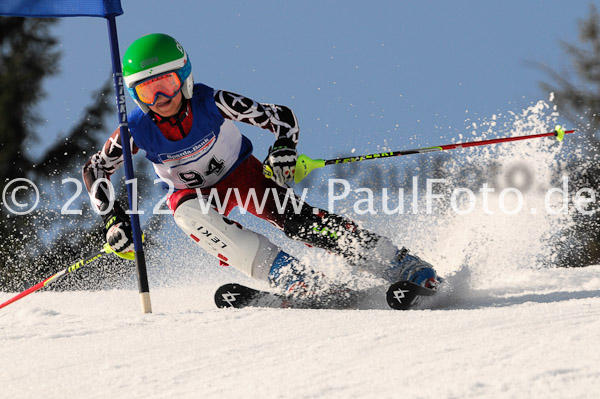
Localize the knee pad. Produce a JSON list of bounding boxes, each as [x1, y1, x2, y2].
[[173, 199, 280, 281]]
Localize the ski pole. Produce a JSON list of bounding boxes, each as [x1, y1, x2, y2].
[[0, 242, 127, 310], [264, 125, 574, 183]]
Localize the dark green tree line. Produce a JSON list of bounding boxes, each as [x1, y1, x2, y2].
[[0, 17, 132, 291], [540, 4, 600, 267]]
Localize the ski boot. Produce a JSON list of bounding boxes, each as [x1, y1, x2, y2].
[[268, 251, 323, 297], [268, 251, 357, 308], [383, 248, 440, 290]]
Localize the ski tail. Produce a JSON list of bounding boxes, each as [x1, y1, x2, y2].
[[214, 283, 287, 309]]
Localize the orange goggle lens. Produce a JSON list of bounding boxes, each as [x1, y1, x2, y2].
[[134, 72, 182, 105]]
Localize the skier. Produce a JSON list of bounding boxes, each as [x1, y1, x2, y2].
[[83, 33, 440, 298]]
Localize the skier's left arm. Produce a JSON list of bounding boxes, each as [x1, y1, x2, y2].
[[214, 90, 299, 185]]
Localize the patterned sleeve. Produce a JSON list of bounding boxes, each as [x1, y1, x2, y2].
[[213, 90, 299, 144], [82, 127, 138, 213]]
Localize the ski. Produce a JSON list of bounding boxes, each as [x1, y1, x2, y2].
[[385, 280, 437, 310], [215, 281, 438, 310], [215, 283, 292, 309], [214, 283, 365, 310]]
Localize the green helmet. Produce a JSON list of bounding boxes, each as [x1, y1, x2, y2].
[[122, 33, 193, 113]]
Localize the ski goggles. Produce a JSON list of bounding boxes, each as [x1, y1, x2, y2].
[[132, 72, 182, 106]]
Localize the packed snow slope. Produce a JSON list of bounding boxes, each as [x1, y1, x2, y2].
[[1, 266, 600, 399]]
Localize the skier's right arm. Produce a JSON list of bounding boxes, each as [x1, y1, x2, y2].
[[82, 127, 138, 213], [82, 128, 138, 254]]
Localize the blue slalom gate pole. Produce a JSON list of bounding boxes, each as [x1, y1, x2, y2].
[[0, 0, 152, 314], [105, 15, 152, 313]]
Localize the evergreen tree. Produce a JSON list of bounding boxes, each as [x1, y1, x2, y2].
[[0, 17, 124, 291], [0, 18, 60, 183], [539, 4, 600, 266], [0, 17, 60, 288], [540, 4, 600, 144]]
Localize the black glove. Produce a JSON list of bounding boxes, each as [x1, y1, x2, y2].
[[103, 203, 135, 254], [263, 136, 297, 186]]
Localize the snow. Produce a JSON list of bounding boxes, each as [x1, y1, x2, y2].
[[1, 265, 600, 399]]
